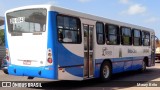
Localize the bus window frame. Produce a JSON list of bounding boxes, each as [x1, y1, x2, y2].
[[142, 30, 150, 46], [56, 14, 82, 44], [132, 28, 142, 46], [96, 22, 105, 45], [6, 8, 47, 34], [105, 23, 120, 45], [120, 26, 132, 45]]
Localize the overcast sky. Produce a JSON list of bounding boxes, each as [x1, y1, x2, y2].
[[0, 0, 160, 38]]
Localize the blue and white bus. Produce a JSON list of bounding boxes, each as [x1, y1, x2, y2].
[[5, 5, 155, 81]]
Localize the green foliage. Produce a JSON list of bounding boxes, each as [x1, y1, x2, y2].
[[0, 29, 5, 46]]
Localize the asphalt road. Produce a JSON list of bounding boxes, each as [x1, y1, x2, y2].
[[0, 62, 160, 90]]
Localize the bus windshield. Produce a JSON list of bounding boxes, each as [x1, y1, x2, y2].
[[6, 8, 47, 33]]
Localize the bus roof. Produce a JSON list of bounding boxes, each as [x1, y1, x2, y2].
[[5, 5, 154, 33]]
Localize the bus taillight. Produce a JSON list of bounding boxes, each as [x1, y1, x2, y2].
[[47, 49, 53, 64], [6, 48, 10, 61], [48, 58, 52, 63]]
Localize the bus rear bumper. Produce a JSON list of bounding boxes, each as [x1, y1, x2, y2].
[[8, 65, 57, 80]]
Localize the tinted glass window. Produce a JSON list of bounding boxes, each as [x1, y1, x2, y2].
[[134, 30, 141, 37], [122, 27, 131, 36], [108, 25, 117, 34], [96, 22, 105, 44], [7, 8, 47, 33], [142, 31, 150, 46], [133, 29, 141, 46], [121, 27, 132, 45], [106, 24, 119, 45], [57, 15, 81, 44]]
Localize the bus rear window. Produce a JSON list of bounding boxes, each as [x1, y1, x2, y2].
[[6, 8, 47, 33]]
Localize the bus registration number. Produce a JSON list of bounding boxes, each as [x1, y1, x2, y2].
[[10, 17, 25, 24], [23, 60, 31, 65]]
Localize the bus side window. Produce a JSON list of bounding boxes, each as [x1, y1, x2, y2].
[[96, 22, 105, 45], [133, 29, 142, 46], [57, 15, 81, 44], [57, 16, 64, 28], [105, 24, 119, 45], [58, 29, 63, 42], [142, 31, 150, 46], [121, 27, 132, 45]]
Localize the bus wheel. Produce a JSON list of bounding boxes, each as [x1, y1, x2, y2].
[[141, 60, 146, 72], [3, 70, 8, 74], [100, 62, 111, 81]]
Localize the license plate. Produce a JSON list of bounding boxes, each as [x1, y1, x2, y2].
[[23, 60, 31, 65]]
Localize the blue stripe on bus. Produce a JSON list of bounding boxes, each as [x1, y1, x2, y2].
[[57, 43, 84, 66], [57, 43, 84, 77], [8, 65, 55, 79], [47, 11, 58, 79], [94, 56, 150, 78], [95, 56, 151, 64], [4, 19, 8, 49], [59, 56, 145, 78], [49, 11, 83, 78]]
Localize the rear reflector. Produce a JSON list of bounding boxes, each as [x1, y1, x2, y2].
[[6, 48, 10, 62], [47, 48, 53, 65], [48, 58, 52, 63]]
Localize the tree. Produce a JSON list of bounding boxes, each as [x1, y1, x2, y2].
[[0, 29, 5, 46]]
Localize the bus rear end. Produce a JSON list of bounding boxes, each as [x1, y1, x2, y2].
[[5, 6, 57, 79]]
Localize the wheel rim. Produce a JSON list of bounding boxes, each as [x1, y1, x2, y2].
[[103, 65, 110, 78]]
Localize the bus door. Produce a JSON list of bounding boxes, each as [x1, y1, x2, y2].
[[151, 35, 155, 66], [83, 24, 94, 78]]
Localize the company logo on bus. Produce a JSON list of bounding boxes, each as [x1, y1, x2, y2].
[[143, 49, 149, 53], [128, 49, 137, 53], [102, 47, 112, 56]]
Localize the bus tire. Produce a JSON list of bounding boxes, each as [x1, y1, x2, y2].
[[100, 62, 111, 81], [3, 70, 8, 74], [140, 60, 146, 72]]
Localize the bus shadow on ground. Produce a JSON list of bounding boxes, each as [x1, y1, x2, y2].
[[31, 65, 160, 90]]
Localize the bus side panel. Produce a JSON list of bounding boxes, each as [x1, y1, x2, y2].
[[123, 61, 133, 71], [112, 58, 125, 74], [57, 43, 84, 80], [56, 15, 84, 80], [132, 57, 143, 70], [95, 57, 134, 76], [46, 11, 58, 79]]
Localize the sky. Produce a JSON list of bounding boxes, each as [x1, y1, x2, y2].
[[0, 0, 160, 38]]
